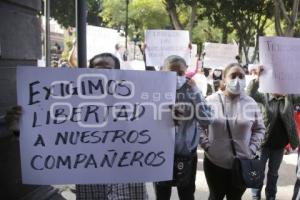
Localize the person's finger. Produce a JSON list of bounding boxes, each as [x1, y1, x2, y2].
[[190, 78, 195, 82], [13, 106, 22, 112], [257, 65, 264, 72], [258, 67, 264, 77], [187, 79, 195, 87], [143, 43, 147, 49], [15, 108, 22, 114], [175, 109, 184, 116], [6, 106, 22, 117]]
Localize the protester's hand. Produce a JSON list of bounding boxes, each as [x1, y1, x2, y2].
[[5, 106, 22, 132], [169, 105, 184, 126], [187, 78, 196, 88], [142, 43, 147, 50], [254, 65, 264, 81]]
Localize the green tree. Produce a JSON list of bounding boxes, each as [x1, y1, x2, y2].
[[200, 0, 273, 64], [192, 19, 236, 53], [274, 0, 300, 36], [101, 0, 170, 39], [49, 0, 103, 28], [163, 0, 200, 39]]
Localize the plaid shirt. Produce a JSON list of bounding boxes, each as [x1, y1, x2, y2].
[[76, 183, 148, 200]]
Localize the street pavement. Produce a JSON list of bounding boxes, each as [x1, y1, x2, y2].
[[58, 149, 298, 200]]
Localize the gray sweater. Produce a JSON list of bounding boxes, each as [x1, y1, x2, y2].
[[200, 92, 265, 169]]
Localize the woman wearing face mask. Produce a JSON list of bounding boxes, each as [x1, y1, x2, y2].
[[200, 63, 265, 200], [155, 55, 213, 200]]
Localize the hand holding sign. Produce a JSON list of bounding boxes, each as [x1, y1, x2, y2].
[[17, 67, 177, 185], [187, 78, 196, 88], [250, 65, 264, 81], [5, 105, 22, 132]]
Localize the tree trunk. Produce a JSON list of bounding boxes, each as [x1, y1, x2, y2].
[[164, 0, 183, 30], [241, 40, 250, 64], [188, 5, 197, 40], [222, 26, 229, 44], [274, 0, 299, 37], [169, 9, 184, 30], [274, 0, 284, 36]]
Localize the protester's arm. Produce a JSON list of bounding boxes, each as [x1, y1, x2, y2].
[[187, 79, 214, 126], [249, 105, 265, 156], [247, 65, 266, 104], [0, 107, 20, 139], [68, 40, 78, 68], [246, 79, 265, 104]]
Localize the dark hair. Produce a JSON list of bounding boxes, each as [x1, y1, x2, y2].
[[203, 68, 210, 77], [223, 63, 243, 78], [163, 55, 187, 70], [146, 66, 156, 71], [89, 53, 120, 69]]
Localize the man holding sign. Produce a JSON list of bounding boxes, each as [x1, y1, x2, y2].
[[155, 55, 213, 200], [13, 52, 178, 199], [249, 36, 300, 200], [76, 53, 148, 200]]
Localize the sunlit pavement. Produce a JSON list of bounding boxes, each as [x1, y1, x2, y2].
[[57, 149, 298, 200]]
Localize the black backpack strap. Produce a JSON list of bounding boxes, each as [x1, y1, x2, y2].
[[218, 93, 237, 157]]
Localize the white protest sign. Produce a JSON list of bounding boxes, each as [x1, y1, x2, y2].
[[122, 60, 146, 71], [203, 42, 239, 69], [191, 44, 198, 64], [17, 67, 176, 184], [87, 26, 119, 61], [259, 36, 300, 94], [145, 30, 190, 67]]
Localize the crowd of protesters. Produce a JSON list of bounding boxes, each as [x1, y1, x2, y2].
[[3, 39, 300, 200]]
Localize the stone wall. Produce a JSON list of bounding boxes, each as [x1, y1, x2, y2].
[[0, 0, 41, 115]]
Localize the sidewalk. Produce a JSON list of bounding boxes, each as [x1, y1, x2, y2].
[[58, 149, 298, 200]]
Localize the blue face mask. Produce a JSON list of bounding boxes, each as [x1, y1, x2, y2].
[[226, 78, 246, 94], [177, 76, 187, 89]]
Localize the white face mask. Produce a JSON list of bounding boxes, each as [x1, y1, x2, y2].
[[177, 76, 186, 89], [226, 78, 246, 94]]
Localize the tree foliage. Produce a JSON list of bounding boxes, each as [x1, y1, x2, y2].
[[274, 0, 300, 36], [49, 0, 103, 28], [101, 0, 170, 39], [200, 0, 273, 63], [45, 0, 300, 65], [163, 0, 201, 39]]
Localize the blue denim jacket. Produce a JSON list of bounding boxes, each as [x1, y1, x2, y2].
[[174, 83, 213, 156]]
